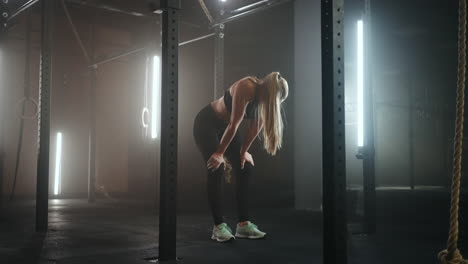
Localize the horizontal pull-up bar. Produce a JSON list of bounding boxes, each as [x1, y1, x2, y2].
[[212, 0, 292, 28]]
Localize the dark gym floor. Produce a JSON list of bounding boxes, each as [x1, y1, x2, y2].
[[0, 188, 466, 264]]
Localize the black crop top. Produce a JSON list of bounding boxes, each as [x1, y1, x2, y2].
[[223, 89, 258, 119]]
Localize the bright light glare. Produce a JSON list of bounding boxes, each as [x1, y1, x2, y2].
[[54, 132, 63, 196], [151, 56, 161, 139], [357, 20, 364, 147]]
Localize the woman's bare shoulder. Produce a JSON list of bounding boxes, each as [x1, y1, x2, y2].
[[232, 77, 257, 99]]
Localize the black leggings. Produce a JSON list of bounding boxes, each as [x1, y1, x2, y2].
[[193, 104, 251, 225]]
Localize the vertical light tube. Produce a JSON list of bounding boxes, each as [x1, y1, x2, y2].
[[151, 55, 161, 139], [357, 20, 365, 147], [54, 132, 63, 196]]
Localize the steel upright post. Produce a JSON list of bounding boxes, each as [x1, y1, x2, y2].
[[0, 1, 7, 212], [158, 0, 180, 261], [36, 0, 55, 233], [213, 1, 225, 100], [321, 0, 348, 263], [88, 22, 96, 203], [88, 66, 97, 203], [362, 0, 377, 234]]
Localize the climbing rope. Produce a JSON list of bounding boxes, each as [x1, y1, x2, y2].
[[438, 1, 468, 264]]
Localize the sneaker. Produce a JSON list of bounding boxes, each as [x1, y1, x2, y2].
[[235, 221, 267, 239], [211, 223, 235, 242]]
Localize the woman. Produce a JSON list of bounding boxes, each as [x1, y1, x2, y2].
[[193, 72, 289, 242]]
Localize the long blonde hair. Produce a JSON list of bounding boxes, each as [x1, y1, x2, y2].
[[255, 72, 289, 155]]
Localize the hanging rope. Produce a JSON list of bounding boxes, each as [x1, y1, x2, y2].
[[438, 0, 468, 264]]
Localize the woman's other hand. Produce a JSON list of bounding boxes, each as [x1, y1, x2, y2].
[[240, 151, 255, 169], [207, 152, 226, 171]]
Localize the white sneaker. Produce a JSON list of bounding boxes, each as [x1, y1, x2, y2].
[[235, 221, 267, 239], [211, 223, 235, 242]]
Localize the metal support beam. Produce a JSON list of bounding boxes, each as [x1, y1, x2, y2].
[[230, 0, 269, 14], [321, 0, 347, 263], [213, 0, 225, 100], [6, 0, 40, 23], [214, 25, 224, 100], [408, 77, 415, 190], [61, 0, 90, 63], [90, 47, 145, 68], [212, 0, 292, 27], [89, 31, 215, 68], [0, 9, 6, 212], [1, 0, 8, 27], [88, 67, 97, 203], [88, 21, 96, 203], [66, 0, 146, 17], [158, 0, 180, 261], [362, 0, 376, 235], [36, 0, 55, 233], [179, 33, 215, 47]]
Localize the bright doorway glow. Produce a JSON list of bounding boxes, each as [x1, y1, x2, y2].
[[151, 55, 161, 139], [54, 132, 63, 196], [357, 20, 365, 147]]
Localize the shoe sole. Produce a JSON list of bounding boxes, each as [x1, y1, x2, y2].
[[235, 233, 267, 239], [211, 235, 235, 242]]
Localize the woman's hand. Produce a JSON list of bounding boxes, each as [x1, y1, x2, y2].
[[207, 152, 226, 171], [240, 151, 255, 169]]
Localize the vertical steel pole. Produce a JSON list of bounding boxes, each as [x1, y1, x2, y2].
[[213, 1, 225, 100], [321, 0, 347, 263], [88, 66, 97, 203], [0, 3, 7, 211], [362, 0, 377, 234], [158, 0, 180, 261], [88, 20, 96, 203], [36, 0, 54, 233], [408, 74, 415, 190], [214, 24, 224, 100]]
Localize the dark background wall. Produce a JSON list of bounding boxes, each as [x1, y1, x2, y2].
[[0, 1, 296, 211], [342, 0, 462, 190], [1, 0, 465, 208], [293, 0, 322, 211]]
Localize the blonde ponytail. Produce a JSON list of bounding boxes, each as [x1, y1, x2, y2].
[[258, 72, 289, 155]]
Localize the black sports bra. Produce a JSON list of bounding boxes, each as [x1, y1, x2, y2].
[[223, 89, 258, 119]]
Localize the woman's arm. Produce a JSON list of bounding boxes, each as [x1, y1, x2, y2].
[[240, 119, 263, 154], [215, 80, 256, 155]]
